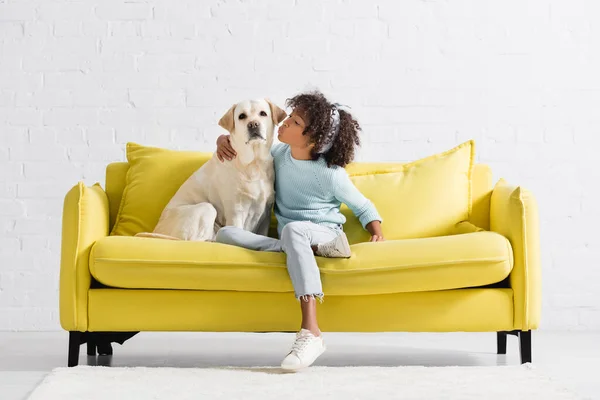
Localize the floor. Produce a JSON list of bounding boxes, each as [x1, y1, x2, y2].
[[0, 331, 597, 400]]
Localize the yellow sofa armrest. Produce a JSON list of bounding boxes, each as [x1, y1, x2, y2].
[[60, 182, 110, 331], [490, 178, 541, 330]]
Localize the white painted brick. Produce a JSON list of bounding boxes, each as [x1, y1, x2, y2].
[[109, 21, 140, 37], [82, 21, 108, 37], [169, 23, 195, 39], [9, 145, 67, 162], [0, 127, 28, 146], [71, 89, 128, 107], [171, 128, 203, 143], [153, 3, 211, 22], [0, 200, 24, 217], [56, 128, 86, 145], [0, 238, 20, 255], [272, 1, 324, 21], [186, 89, 231, 108], [140, 21, 170, 38], [43, 72, 100, 90], [99, 108, 159, 128], [0, 54, 21, 72], [0, 4, 36, 21], [98, 72, 160, 89], [115, 126, 172, 147], [157, 108, 217, 127], [22, 199, 63, 219], [80, 54, 136, 73], [16, 90, 73, 107], [18, 182, 71, 199], [544, 126, 575, 144], [68, 145, 123, 162], [21, 236, 49, 256], [23, 162, 82, 181], [1, 219, 16, 236], [0, 73, 42, 92], [23, 22, 52, 37], [43, 109, 99, 127], [325, 1, 377, 20], [0, 22, 24, 38], [0, 108, 43, 126], [136, 54, 196, 72], [129, 89, 185, 107], [95, 3, 152, 21], [27, 127, 58, 145], [86, 127, 115, 145], [329, 21, 354, 38], [53, 21, 82, 37], [43, 38, 99, 58], [0, 147, 8, 162], [0, 91, 15, 107], [158, 72, 219, 90], [516, 126, 545, 143], [13, 217, 60, 235], [36, 4, 96, 22], [0, 182, 17, 198]]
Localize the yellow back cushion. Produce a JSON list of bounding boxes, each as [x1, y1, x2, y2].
[[110, 143, 212, 237], [110, 141, 475, 242], [343, 140, 475, 244]]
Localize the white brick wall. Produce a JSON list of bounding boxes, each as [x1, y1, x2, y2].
[[1, 0, 598, 331]]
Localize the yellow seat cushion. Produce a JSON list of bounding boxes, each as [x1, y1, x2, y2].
[[343, 140, 475, 243], [90, 231, 512, 296], [110, 143, 212, 237]]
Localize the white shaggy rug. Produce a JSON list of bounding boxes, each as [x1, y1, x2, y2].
[[27, 365, 579, 400]]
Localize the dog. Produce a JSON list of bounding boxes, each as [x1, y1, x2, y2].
[[135, 99, 286, 241]]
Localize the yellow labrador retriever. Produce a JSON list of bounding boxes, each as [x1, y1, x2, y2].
[[136, 99, 286, 241]]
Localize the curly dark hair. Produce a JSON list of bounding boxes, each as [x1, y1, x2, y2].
[[285, 90, 361, 168]]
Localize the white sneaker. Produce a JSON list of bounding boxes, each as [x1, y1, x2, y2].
[[280, 329, 326, 371], [316, 232, 351, 258]]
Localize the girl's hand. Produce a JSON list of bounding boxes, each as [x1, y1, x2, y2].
[[216, 134, 237, 162], [366, 221, 384, 242], [370, 235, 385, 242]]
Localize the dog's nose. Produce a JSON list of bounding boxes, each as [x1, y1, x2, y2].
[[248, 121, 259, 130]]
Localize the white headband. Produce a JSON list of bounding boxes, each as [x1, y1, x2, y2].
[[317, 103, 351, 155]]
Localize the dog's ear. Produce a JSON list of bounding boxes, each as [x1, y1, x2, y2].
[[266, 99, 287, 125], [218, 104, 236, 133]]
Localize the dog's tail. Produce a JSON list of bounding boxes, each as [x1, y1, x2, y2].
[[134, 232, 183, 241]]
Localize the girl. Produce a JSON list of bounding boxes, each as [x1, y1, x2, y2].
[[214, 90, 384, 371]]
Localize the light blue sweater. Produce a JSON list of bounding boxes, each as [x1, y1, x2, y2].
[[271, 143, 382, 235]]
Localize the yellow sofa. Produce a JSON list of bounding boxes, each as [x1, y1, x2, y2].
[[59, 156, 541, 367]]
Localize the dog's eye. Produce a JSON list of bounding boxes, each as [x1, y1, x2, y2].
[[238, 113, 247, 120], [260, 111, 267, 117]]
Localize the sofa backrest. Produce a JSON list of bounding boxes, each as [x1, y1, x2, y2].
[[105, 161, 492, 235]]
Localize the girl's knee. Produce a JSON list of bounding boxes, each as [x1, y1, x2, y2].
[[280, 221, 308, 240], [215, 226, 235, 243]]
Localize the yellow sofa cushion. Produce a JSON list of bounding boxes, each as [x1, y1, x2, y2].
[[110, 142, 212, 237], [110, 141, 474, 242], [90, 231, 512, 295], [343, 140, 475, 243]]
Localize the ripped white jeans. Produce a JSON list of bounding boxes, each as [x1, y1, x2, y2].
[[215, 221, 342, 302]]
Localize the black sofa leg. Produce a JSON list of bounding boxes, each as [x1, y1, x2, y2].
[[87, 332, 96, 356], [68, 331, 83, 367], [68, 331, 140, 366], [519, 330, 532, 364], [497, 331, 507, 354], [497, 330, 532, 364]]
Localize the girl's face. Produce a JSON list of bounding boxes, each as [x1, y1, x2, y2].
[[277, 108, 312, 149]]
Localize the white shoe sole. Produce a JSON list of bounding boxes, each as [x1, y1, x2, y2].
[[280, 344, 327, 372], [337, 233, 351, 257]]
